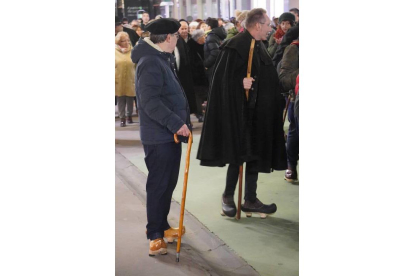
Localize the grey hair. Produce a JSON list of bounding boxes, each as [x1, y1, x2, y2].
[[245, 8, 267, 29], [150, 33, 169, 44], [191, 29, 205, 42]]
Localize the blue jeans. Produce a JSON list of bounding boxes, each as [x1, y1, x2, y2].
[[286, 101, 299, 169], [144, 142, 181, 240]]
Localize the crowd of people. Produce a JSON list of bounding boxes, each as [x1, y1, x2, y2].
[[115, 8, 299, 256]]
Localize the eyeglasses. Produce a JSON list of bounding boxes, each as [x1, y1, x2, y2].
[[259, 22, 272, 27], [172, 32, 180, 38]]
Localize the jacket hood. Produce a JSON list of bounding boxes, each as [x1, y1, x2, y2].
[[210, 26, 227, 40], [131, 37, 173, 64]]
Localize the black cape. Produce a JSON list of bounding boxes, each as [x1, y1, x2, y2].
[[196, 31, 287, 173]]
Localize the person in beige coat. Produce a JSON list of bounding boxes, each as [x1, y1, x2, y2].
[[115, 31, 136, 127]]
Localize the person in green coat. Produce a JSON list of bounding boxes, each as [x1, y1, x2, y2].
[[225, 10, 248, 41]]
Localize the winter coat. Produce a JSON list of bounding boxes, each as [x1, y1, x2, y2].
[[187, 38, 208, 87], [175, 36, 197, 114], [279, 42, 299, 92], [115, 44, 135, 97], [225, 27, 239, 40], [197, 31, 287, 173], [203, 27, 227, 69], [204, 26, 227, 83], [267, 35, 277, 57], [131, 37, 191, 145], [267, 27, 286, 58], [272, 23, 299, 67]]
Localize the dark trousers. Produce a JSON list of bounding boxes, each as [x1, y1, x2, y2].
[[134, 97, 138, 114], [194, 85, 208, 117], [144, 142, 182, 240], [224, 162, 258, 202], [286, 101, 299, 169]]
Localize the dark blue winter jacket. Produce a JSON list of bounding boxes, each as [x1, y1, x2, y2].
[[131, 37, 191, 145]]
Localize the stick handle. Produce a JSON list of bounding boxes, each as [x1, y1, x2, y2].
[[176, 132, 193, 255]]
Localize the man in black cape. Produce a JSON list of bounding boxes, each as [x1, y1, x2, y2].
[[197, 8, 287, 218], [175, 35, 197, 115]]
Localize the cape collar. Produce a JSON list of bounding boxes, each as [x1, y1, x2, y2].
[[224, 31, 272, 66]]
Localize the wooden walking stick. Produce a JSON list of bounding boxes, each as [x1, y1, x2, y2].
[[237, 39, 256, 220], [173, 132, 193, 262]]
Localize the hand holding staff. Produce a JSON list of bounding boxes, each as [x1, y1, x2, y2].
[[244, 39, 256, 100]]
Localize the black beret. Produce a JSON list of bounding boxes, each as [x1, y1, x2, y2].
[[144, 18, 181, 34]]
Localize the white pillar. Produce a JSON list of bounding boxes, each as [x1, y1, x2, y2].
[[221, 0, 229, 19], [236, 0, 242, 11], [186, 0, 192, 19], [229, 0, 234, 17], [197, 0, 203, 20], [173, 0, 179, 19], [269, 0, 284, 17], [206, 0, 213, 19], [179, 0, 185, 19], [166, 5, 170, 17], [266, 0, 270, 14], [284, 0, 289, 12]]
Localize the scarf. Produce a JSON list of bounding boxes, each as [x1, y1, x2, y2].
[[274, 26, 285, 40]]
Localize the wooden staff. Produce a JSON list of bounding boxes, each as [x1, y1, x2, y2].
[[245, 39, 256, 100], [237, 39, 256, 220], [173, 132, 193, 262]]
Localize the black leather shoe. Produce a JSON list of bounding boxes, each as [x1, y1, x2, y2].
[[241, 198, 277, 218], [284, 169, 298, 183], [221, 195, 236, 217], [127, 116, 133, 124]]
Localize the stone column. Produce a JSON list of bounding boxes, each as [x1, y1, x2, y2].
[[206, 0, 213, 18], [179, 0, 186, 19], [186, 0, 192, 19], [197, 0, 203, 19]]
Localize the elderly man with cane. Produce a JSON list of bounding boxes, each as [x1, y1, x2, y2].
[[197, 8, 287, 219], [131, 18, 191, 256]]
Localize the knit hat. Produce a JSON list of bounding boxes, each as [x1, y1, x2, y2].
[[192, 29, 205, 42], [236, 10, 249, 23], [234, 10, 242, 18], [278, 12, 295, 25]]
